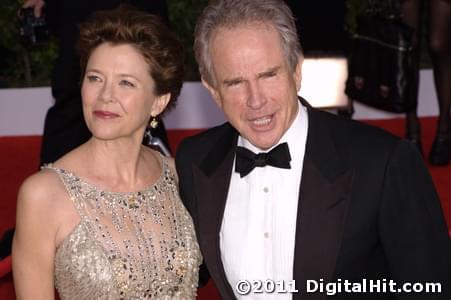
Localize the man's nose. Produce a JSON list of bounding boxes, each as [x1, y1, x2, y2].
[[246, 81, 266, 109]]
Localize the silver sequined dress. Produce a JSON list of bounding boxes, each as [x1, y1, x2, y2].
[[43, 156, 201, 299]]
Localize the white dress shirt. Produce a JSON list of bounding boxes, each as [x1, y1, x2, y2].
[[220, 102, 308, 299]]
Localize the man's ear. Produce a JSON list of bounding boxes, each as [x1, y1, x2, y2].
[[201, 78, 222, 109], [150, 93, 171, 116], [294, 56, 303, 92]]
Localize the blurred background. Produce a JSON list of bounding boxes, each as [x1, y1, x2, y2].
[[1, 1, 449, 299]]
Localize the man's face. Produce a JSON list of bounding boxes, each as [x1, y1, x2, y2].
[[204, 22, 302, 150]]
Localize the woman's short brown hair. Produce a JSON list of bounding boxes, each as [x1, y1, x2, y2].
[[78, 5, 184, 111]]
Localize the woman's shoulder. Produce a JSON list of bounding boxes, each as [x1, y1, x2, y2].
[[164, 155, 176, 174], [142, 147, 178, 182], [17, 168, 67, 218], [19, 168, 63, 199]]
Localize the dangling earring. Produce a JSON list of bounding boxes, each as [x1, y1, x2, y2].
[[150, 116, 159, 128], [144, 126, 151, 140]]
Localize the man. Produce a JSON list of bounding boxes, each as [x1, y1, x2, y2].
[[175, 0, 450, 299]]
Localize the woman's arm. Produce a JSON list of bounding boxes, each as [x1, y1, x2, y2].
[[12, 173, 58, 299]]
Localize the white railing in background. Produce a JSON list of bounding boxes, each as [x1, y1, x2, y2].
[[0, 63, 438, 137]]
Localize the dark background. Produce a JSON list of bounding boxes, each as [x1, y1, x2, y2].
[[285, 0, 348, 56]]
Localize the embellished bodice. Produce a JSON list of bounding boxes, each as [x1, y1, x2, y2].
[[44, 157, 201, 299]]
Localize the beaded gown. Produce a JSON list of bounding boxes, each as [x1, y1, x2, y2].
[[43, 156, 201, 299]]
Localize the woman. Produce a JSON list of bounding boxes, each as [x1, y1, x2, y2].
[[401, 0, 451, 165], [12, 6, 201, 299]]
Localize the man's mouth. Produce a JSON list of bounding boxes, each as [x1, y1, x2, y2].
[[250, 114, 274, 127]]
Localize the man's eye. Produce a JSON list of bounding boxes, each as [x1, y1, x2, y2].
[[263, 72, 276, 78], [227, 80, 242, 87], [120, 80, 135, 87]]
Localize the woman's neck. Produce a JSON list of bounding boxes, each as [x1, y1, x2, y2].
[[79, 136, 157, 191]]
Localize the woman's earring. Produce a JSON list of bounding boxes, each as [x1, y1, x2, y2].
[[150, 116, 159, 129], [144, 116, 171, 157]]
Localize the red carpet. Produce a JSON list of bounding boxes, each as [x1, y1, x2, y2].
[[1, 117, 450, 299]]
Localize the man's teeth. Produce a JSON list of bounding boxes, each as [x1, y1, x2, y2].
[[253, 116, 271, 125]]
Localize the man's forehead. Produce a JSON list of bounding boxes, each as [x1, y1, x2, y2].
[[209, 23, 282, 62], [211, 21, 277, 41], [207, 21, 289, 86]]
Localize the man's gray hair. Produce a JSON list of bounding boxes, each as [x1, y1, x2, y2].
[[194, 0, 303, 86]]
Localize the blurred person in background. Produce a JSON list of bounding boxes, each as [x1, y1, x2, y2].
[[401, 0, 451, 165]]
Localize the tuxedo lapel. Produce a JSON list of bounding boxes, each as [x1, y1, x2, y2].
[[190, 103, 354, 300], [192, 124, 238, 299], [293, 107, 354, 300]]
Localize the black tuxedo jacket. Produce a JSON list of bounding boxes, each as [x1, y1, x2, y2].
[[175, 101, 450, 299]]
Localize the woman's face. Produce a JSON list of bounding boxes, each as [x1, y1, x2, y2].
[[81, 43, 170, 142]]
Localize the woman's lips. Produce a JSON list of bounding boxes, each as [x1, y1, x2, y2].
[[93, 110, 120, 119]]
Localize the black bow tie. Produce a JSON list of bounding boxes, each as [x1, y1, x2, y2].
[[235, 142, 291, 177]]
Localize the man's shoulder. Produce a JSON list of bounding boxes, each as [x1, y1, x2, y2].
[[176, 122, 234, 161], [310, 108, 399, 143], [183, 122, 233, 144], [308, 108, 402, 159]]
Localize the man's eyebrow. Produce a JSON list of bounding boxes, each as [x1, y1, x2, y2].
[[223, 77, 245, 86], [257, 66, 280, 78], [221, 66, 281, 86]]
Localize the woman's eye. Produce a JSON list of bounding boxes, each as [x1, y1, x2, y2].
[[86, 75, 100, 82], [120, 80, 135, 87]]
